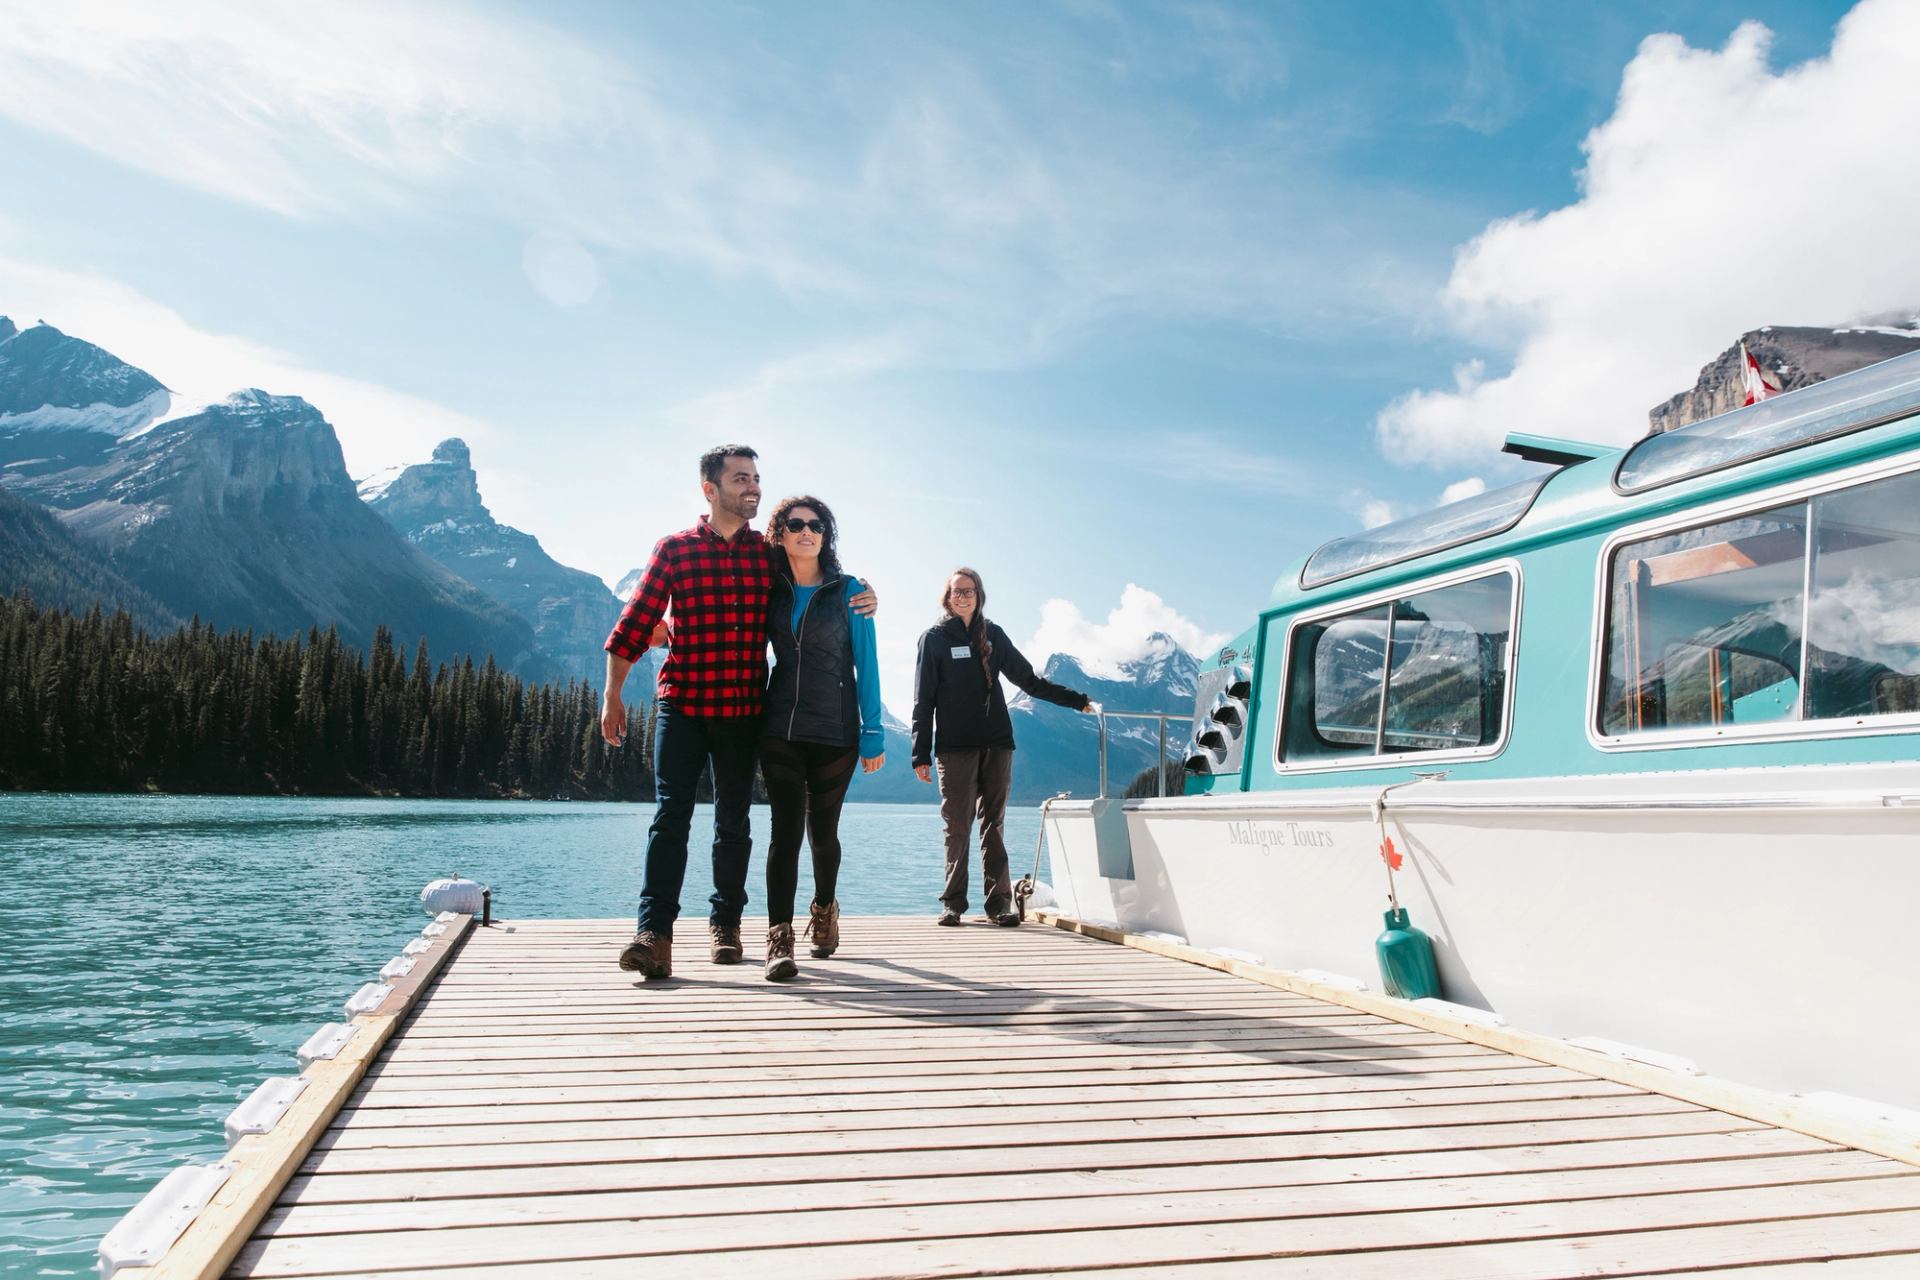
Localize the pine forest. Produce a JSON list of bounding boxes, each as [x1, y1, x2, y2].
[[0, 592, 658, 800]]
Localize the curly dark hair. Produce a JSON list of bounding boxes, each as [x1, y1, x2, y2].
[[766, 494, 842, 580], [940, 566, 993, 688]]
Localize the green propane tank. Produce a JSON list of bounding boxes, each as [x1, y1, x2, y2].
[[1375, 907, 1439, 1000]]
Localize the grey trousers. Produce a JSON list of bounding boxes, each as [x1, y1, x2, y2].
[[935, 747, 1014, 914]]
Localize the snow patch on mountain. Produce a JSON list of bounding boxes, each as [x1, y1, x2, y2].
[[0, 318, 173, 437], [0, 386, 173, 436], [356, 464, 405, 503]]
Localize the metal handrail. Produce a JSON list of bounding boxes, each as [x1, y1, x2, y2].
[[1094, 710, 1188, 798], [1014, 790, 1072, 920]]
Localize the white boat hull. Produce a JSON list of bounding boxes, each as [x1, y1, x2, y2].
[[1044, 762, 1920, 1111]]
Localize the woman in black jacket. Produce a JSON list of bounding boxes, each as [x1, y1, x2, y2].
[[911, 567, 1095, 927], [761, 495, 885, 981]]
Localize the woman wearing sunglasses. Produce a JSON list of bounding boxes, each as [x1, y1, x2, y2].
[[760, 495, 885, 981], [911, 568, 1096, 927]]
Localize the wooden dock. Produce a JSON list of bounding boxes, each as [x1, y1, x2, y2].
[[178, 916, 1920, 1277]]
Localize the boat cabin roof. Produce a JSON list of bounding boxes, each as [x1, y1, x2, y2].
[[1275, 348, 1920, 612]]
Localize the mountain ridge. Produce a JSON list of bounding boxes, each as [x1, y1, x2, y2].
[[0, 325, 557, 679], [364, 437, 632, 684]]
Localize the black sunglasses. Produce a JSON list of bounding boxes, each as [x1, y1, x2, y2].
[[782, 517, 826, 534]]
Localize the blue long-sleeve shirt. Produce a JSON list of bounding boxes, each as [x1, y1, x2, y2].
[[791, 579, 885, 757]]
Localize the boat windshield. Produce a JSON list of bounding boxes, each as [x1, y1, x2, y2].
[[1616, 348, 1920, 494], [1301, 475, 1548, 589]]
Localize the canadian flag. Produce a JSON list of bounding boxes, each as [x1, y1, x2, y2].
[[1740, 340, 1782, 406]]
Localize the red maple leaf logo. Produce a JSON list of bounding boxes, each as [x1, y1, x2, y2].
[[1379, 837, 1403, 871]]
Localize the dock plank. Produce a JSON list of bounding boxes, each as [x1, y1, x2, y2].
[[218, 916, 1920, 1278]]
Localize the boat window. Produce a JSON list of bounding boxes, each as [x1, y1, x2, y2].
[[1300, 476, 1548, 589], [1283, 573, 1514, 766], [1601, 503, 1806, 735], [1289, 607, 1388, 763], [1615, 349, 1920, 494], [1600, 467, 1920, 737], [1383, 576, 1512, 753], [1806, 469, 1920, 719]]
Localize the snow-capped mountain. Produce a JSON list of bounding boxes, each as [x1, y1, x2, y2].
[[0, 318, 172, 438], [363, 438, 637, 684], [1002, 632, 1204, 804], [0, 327, 553, 679]]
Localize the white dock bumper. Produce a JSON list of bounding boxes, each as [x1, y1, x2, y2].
[[96, 1161, 232, 1279]]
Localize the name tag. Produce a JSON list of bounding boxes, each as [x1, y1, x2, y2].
[[950, 645, 972, 659]]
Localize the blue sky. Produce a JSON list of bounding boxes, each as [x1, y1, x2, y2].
[[2, 0, 1910, 710]]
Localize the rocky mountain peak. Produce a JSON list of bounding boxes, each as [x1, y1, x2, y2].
[[1125, 631, 1201, 697], [218, 388, 325, 422], [0, 320, 171, 435], [61, 391, 357, 527], [432, 437, 472, 468], [362, 436, 488, 524], [1650, 320, 1920, 433], [361, 437, 626, 683]]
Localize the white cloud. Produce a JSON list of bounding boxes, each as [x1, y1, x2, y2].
[[0, 2, 1461, 378], [1359, 499, 1398, 529], [0, 260, 500, 477], [0, 2, 632, 219], [1344, 475, 1486, 536], [1025, 584, 1229, 679], [1378, 0, 1920, 467]]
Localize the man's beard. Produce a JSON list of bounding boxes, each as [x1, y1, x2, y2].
[[719, 491, 759, 521]]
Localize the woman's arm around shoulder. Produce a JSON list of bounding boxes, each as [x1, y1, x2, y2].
[[846, 581, 886, 769]]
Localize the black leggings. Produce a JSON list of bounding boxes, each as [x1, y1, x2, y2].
[[761, 736, 858, 926]]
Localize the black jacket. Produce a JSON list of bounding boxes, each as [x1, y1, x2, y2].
[[910, 616, 1088, 765], [764, 574, 860, 748]]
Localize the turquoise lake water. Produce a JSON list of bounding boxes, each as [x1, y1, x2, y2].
[[0, 794, 1047, 1278]]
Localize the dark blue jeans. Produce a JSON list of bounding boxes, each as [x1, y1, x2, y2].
[[637, 700, 758, 932]]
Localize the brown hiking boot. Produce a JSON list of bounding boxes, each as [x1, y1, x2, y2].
[[709, 920, 743, 965], [805, 900, 840, 958], [765, 923, 798, 982], [618, 929, 672, 979]]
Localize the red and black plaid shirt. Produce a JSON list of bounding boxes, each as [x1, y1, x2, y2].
[[606, 516, 775, 718]]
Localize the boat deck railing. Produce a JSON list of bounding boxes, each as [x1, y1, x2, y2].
[[1094, 709, 1187, 798]]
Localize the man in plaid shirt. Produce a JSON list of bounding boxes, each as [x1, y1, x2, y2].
[[601, 444, 875, 979]]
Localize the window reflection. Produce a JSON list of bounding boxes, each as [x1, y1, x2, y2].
[[1807, 470, 1920, 719], [1601, 467, 1920, 737], [1284, 573, 1514, 766], [1602, 504, 1806, 735]]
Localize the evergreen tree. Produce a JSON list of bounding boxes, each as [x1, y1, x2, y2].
[[0, 592, 656, 801]]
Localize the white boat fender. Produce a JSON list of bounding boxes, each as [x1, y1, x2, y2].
[[420, 875, 487, 917]]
